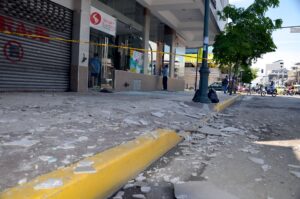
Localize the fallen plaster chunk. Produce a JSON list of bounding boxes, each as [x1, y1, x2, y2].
[[73, 165, 96, 174], [87, 145, 96, 149], [184, 114, 201, 120], [239, 146, 260, 154], [221, 127, 244, 135], [151, 112, 165, 118], [39, 156, 57, 163], [288, 164, 300, 169], [113, 191, 125, 199], [123, 183, 135, 189], [34, 179, 63, 190], [289, 170, 300, 178], [56, 143, 75, 150], [139, 119, 149, 126], [18, 178, 27, 185], [262, 164, 271, 172], [77, 160, 94, 167], [217, 113, 234, 117], [141, 186, 151, 193], [198, 126, 222, 136], [132, 194, 146, 199], [135, 175, 146, 182], [123, 118, 140, 125], [247, 135, 259, 140], [248, 156, 265, 165], [78, 136, 88, 142], [170, 177, 180, 184], [2, 138, 39, 147], [255, 178, 262, 182]]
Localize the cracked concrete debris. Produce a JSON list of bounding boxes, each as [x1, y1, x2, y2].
[[151, 112, 165, 118], [73, 165, 96, 174], [123, 118, 141, 126], [2, 137, 39, 147], [39, 156, 57, 163], [113, 191, 125, 199], [248, 156, 265, 165], [135, 174, 146, 182], [34, 178, 63, 190], [132, 194, 146, 199], [289, 171, 300, 178], [221, 127, 245, 135], [262, 164, 271, 172], [198, 126, 223, 136], [140, 186, 151, 193]]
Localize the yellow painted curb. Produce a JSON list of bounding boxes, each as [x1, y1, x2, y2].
[[214, 94, 241, 112], [0, 129, 182, 199]]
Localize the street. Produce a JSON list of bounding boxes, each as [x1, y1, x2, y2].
[[114, 95, 300, 199]]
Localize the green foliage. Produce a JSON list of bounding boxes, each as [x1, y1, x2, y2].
[[241, 67, 259, 83], [213, 0, 282, 73]]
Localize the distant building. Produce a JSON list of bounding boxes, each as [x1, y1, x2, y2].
[[287, 63, 300, 85], [261, 60, 288, 86]]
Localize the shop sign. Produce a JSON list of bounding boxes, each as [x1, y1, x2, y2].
[[0, 15, 50, 43], [90, 7, 117, 37]]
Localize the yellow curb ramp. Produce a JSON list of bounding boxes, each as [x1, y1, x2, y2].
[[214, 94, 241, 112], [0, 129, 182, 199]]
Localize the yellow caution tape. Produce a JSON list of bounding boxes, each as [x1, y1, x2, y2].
[[0, 30, 213, 62]]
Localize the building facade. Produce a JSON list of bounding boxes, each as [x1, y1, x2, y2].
[[287, 63, 300, 85], [0, 0, 228, 92], [260, 60, 287, 86]]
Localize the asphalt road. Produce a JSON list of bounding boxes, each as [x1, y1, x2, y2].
[[112, 95, 300, 199]]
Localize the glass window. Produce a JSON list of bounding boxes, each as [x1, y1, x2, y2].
[[98, 0, 145, 25]]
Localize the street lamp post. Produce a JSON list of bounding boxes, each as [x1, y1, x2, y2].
[[193, 0, 211, 103]]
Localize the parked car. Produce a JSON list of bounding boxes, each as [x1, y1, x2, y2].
[[208, 82, 223, 91]]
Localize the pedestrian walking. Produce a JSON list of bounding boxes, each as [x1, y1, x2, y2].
[[89, 53, 101, 88], [162, 64, 169, 91], [222, 75, 229, 94]]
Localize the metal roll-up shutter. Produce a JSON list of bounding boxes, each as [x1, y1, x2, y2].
[[0, 0, 73, 91]]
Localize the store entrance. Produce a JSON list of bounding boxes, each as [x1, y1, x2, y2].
[[89, 29, 115, 89]]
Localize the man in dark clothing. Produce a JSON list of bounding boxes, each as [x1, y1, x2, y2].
[[162, 65, 169, 90], [222, 75, 229, 94]]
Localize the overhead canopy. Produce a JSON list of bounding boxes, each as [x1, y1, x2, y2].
[[137, 0, 227, 48]]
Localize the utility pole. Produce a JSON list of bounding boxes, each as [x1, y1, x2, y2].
[[193, 0, 210, 103]]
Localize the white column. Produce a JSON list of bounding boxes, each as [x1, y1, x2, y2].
[[143, 8, 151, 75], [71, 0, 91, 92]]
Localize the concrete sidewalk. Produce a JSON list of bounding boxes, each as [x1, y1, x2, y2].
[[0, 91, 236, 192]]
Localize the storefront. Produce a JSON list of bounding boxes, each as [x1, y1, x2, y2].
[[89, 5, 145, 89], [0, 0, 73, 91]]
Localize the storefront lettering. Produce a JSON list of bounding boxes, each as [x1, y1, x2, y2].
[[3, 40, 24, 63], [0, 16, 49, 43]]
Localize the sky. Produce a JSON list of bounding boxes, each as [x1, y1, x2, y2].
[[229, 0, 300, 74]]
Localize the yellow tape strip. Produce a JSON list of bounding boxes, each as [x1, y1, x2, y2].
[[0, 30, 213, 61]]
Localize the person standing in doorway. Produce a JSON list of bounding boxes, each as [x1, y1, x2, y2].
[[222, 75, 229, 94], [162, 64, 169, 91], [89, 53, 101, 88]]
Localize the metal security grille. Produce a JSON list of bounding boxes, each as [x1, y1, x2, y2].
[[0, 0, 68, 31], [0, 0, 73, 91]]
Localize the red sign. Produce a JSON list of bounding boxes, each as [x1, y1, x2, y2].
[[0, 15, 50, 43], [3, 40, 24, 63], [90, 12, 102, 25]]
